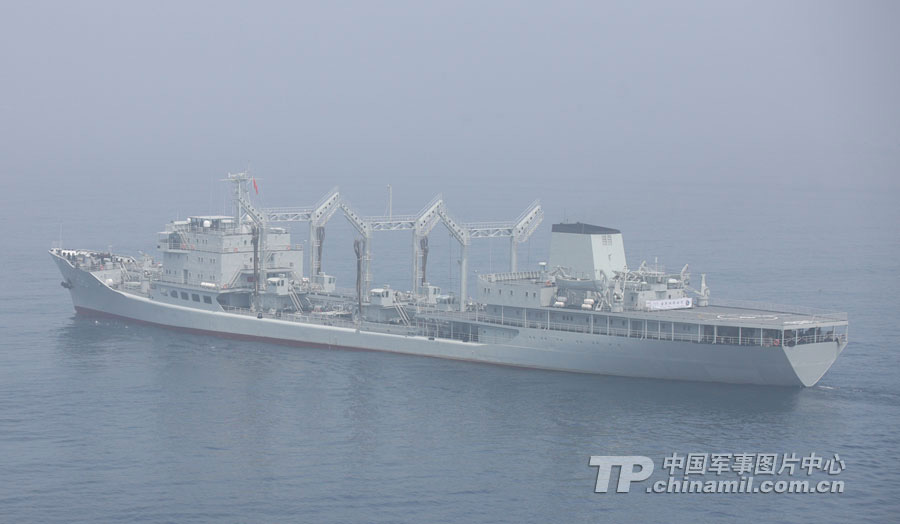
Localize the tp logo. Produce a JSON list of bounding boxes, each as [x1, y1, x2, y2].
[[590, 456, 654, 493]]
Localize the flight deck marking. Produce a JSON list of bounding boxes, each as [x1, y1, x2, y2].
[[715, 314, 779, 321]]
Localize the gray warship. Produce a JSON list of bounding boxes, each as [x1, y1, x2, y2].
[[51, 172, 848, 386]]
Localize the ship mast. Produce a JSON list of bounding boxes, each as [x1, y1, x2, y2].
[[225, 171, 267, 311]]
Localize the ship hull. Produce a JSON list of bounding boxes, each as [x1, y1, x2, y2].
[[53, 253, 844, 387]]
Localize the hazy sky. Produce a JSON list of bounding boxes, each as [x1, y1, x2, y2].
[[1, 1, 897, 212], [1, 0, 898, 309]]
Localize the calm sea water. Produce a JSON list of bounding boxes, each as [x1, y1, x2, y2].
[[1, 175, 898, 523]]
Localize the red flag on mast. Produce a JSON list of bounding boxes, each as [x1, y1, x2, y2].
[[252, 178, 259, 194]]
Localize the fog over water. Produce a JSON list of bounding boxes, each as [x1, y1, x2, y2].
[[1, 2, 898, 522]]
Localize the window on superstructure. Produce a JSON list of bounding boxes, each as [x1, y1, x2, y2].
[[191, 294, 200, 302], [180, 292, 188, 300], [203, 296, 212, 304]]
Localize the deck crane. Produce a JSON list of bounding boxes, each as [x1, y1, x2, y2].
[[464, 200, 543, 272], [435, 202, 469, 311], [411, 196, 443, 296], [340, 194, 442, 300], [263, 187, 341, 285], [338, 197, 373, 300], [437, 200, 544, 311]]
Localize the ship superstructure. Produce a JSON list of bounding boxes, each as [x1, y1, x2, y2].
[[51, 173, 848, 386]]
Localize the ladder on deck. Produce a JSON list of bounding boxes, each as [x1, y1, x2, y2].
[[395, 304, 411, 326], [289, 288, 304, 312], [119, 261, 134, 283], [224, 269, 244, 290]]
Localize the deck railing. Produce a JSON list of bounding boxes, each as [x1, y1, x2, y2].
[[219, 306, 519, 346], [105, 277, 849, 349], [415, 308, 847, 348], [708, 298, 848, 321]]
